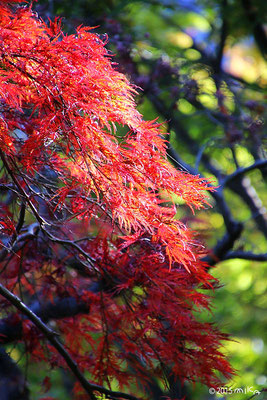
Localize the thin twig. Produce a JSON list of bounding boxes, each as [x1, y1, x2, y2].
[[246, 388, 267, 400], [0, 150, 49, 226]]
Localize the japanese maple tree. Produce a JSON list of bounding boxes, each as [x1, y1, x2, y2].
[[0, 1, 233, 399]]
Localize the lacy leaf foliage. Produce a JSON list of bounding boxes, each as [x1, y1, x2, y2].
[[0, 1, 233, 397]]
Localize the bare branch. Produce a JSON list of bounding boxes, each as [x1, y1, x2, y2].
[[223, 251, 267, 262], [247, 388, 267, 400], [41, 227, 95, 273], [214, 0, 228, 77]]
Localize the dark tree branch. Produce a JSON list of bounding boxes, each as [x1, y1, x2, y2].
[[0, 218, 95, 275], [41, 227, 95, 268], [167, 145, 266, 265], [227, 177, 267, 238], [220, 161, 267, 238], [223, 251, 267, 261], [167, 144, 267, 265], [247, 388, 267, 400], [0, 297, 90, 344], [0, 201, 25, 260], [221, 160, 267, 187], [15, 202, 26, 235], [214, 0, 228, 77], [0, 223, 39, 262], [202, 224, 243, 266], [0, 184, 13, 191]]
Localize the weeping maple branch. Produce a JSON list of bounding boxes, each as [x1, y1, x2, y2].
[[0, 284, 98, 400], [0, 284, 139, 400]]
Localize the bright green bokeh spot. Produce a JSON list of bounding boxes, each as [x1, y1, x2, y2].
[[167, 31, 193, 48], [177, 99, 195, 114], [253, 280, 267, 295], [199, 77, 217, 94], [184, 48, 201, 60], [174, 11, 211, 32], [236, 146, 255, 166], [187, 12, 211, 31], [197, 94, 217, 109], [210, 213, 224, 228], [236, 272, 252, 290], [191, 69, 209, 80]]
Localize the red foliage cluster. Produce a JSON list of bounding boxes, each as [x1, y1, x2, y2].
[[0, 1, 233, 397]]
